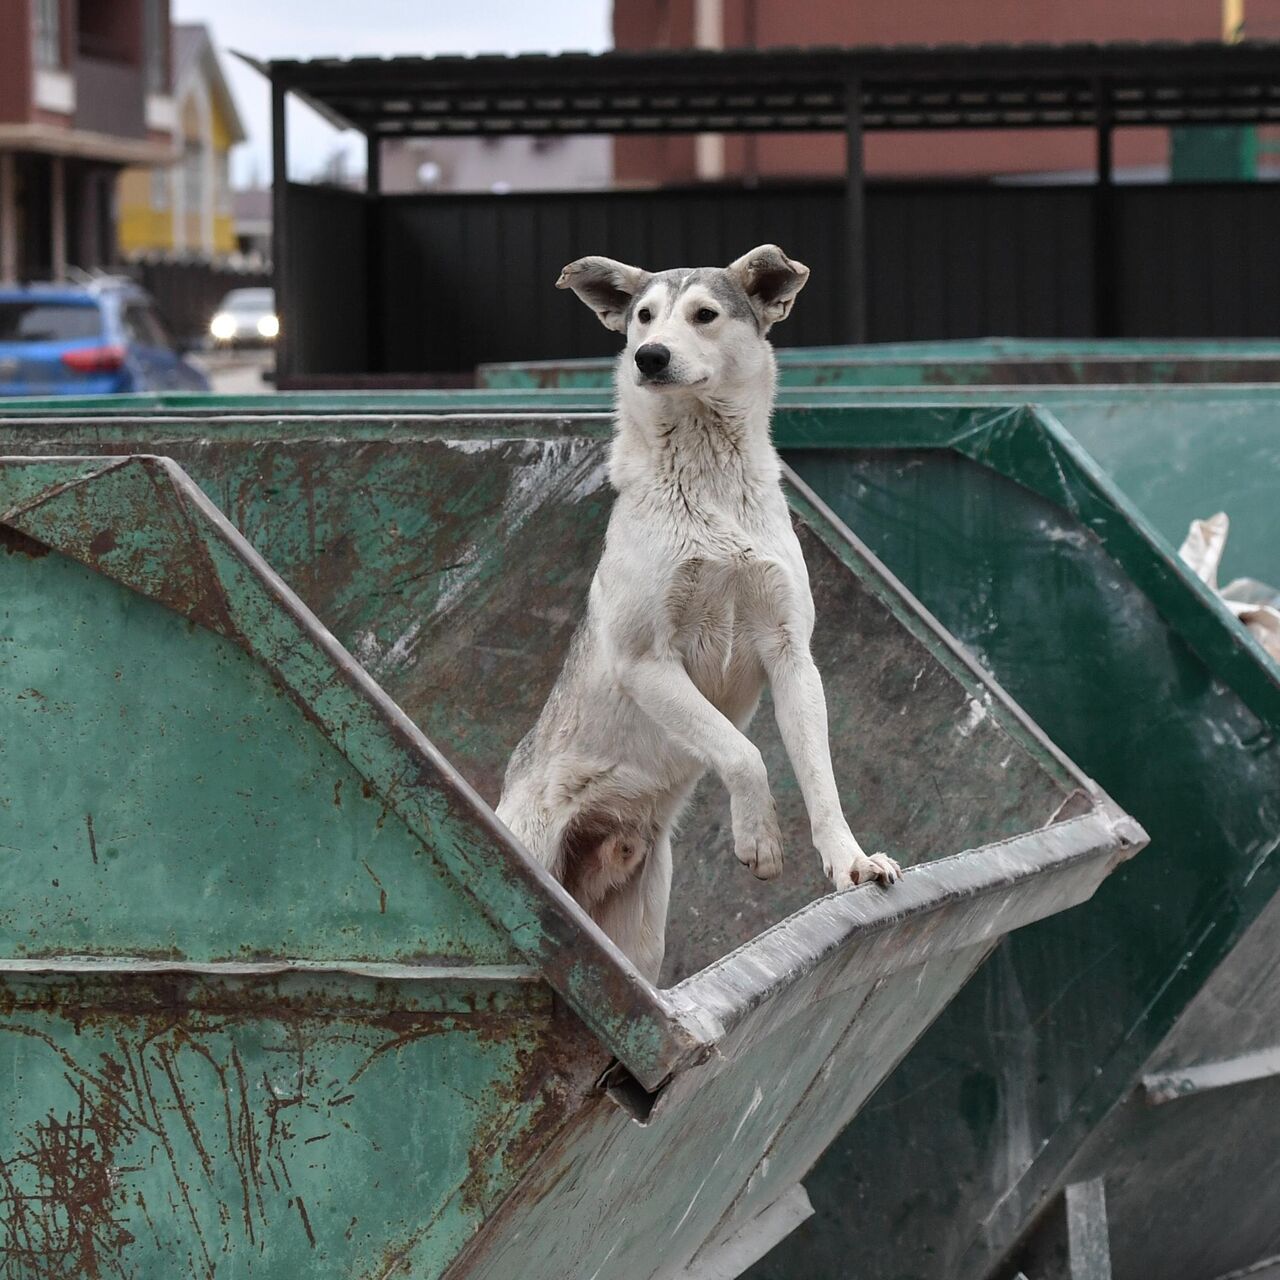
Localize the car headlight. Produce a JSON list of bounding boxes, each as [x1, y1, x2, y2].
[[257, 314, 279, 339], [210, 312, 236, 341]]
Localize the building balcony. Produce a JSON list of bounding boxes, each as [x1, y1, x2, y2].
[[74, 55, 145, 140]]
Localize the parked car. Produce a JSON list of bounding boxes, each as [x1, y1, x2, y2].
[[0, 280, 210, 397], [209, 287, 278, 348]]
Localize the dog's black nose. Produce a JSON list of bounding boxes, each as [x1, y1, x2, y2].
[[635, 343, 671, 376]]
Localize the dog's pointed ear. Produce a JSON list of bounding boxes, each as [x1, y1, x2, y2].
[[556, 256, 650, 333], [727, 245, 810, 330]]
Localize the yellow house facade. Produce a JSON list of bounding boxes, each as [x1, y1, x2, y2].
[[118, 24, 245, 258]]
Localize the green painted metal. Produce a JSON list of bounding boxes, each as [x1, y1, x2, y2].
[[772, 385, 1280, 587], [1170, 125, 1258, 180], [5, 384, 1273, 1276], [3, 380, 1275, 588], [749, 410, 1280, 1280], [475, 340, 1280, 389], [0, 425, 1137, 1278]]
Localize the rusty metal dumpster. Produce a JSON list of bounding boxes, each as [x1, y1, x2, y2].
[[775, 382, 1280, 587], [744, 400, 1280, 1280], [7, 379, 1275, 590], [476, 338, 1280, 389], [0, 421, 1140, 1279]]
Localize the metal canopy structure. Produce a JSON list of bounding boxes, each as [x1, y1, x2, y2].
[[266, 42, 1280, 136], [262, 41, 1280, 376]]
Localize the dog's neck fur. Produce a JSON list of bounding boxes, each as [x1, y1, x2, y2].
[[609, 350, 781, 504]]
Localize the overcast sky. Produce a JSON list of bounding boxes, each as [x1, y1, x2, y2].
[[171, 0, 612, 188]]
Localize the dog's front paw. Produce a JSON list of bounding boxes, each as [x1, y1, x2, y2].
[[732, 798, 784, 880], [824, 842, 902, 892]]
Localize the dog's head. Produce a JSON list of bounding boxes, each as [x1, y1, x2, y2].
[[555, 246, 809, 396]]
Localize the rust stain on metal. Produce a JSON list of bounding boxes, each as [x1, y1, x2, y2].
[[293, 1195, 316, 1249], [0, 971, 534, 1275], [456, 1005, 602, 1218], [375, 1244, 413, 1278], [333, 778, 344, 808], [361, 860, 388, 915], [0, 525, 51, 558], [0, 1077, 138, 1279], [88, 529, 116, 557]]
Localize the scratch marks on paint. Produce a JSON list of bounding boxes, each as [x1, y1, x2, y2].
[[357, 438, 609, 679], [0, 1008, 430, 1274], [361, 860, 389, 914]]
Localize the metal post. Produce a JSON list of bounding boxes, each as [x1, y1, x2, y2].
[[365, 131, 381, 375], [844, 73, 868, 345], [1093, 77, 1118, 338], [0, 152, 17, 284], [271, 78, 291, 381], [50, 155, 66, 280]]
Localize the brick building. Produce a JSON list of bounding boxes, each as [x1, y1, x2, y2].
[[0, 0, 175, 281], [615, 0, 1280, 185]]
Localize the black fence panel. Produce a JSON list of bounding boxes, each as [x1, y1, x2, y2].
[[868, 185, 1096, 340], [283, 183, 370, 376], [376, 184, 851, 374], [284, 179, 1280, 377], [1117, 182, 1280, 338]]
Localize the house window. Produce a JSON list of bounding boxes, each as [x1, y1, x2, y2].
[[183, 140, 203, 214], [33, 0, 61, 69], [216, 152, 231, 215], [143, 0, 167, 93], [151, 164, 170, 209]]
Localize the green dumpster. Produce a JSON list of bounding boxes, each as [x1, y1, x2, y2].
[[775, 383, 1280, 587], [476, 338, 1280, 389], [752, 402, 1280, 1280], [0, 421, 1139, 1278], [6, 380, 1274, 588], [4, 391, 1277, 1276]]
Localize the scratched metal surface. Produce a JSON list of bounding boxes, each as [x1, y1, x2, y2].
[[0, 968, 591, 1279], [0, 425, 1090, 985], [0, 421, 1139, 1279], [0, 532, 517, 965], [745, 438, 1280, 1280]]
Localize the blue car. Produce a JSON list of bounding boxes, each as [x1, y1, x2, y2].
[[0, 280, 210, 397]]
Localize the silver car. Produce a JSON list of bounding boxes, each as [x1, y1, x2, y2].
[[209, 287, 278, 348]]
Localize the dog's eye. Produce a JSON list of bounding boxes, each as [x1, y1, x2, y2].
[[637, 308, 651, 324], [694, 308, 718, 324]]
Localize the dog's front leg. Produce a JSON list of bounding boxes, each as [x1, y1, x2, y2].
[[619, 657, 784, 879], [764, 643, 902, 890]]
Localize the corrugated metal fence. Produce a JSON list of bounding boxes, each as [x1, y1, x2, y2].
[[283, 179, 1280, 377]]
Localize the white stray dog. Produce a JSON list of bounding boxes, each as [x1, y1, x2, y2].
[[496, 246, 901, 983]]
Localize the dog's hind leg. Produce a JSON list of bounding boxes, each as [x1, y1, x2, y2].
[[495, 788, 567, 879]]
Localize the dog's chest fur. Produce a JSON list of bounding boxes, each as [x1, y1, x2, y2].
[[614, 403, 787, 711]]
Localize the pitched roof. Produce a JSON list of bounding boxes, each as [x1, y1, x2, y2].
[[174, 23, 248, 145]]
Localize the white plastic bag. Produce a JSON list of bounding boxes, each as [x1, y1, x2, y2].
[[1179, 512, 1280, 663]]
